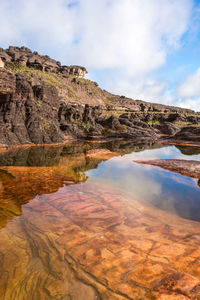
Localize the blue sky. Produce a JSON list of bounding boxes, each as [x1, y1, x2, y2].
[[1, 0, 200, 110]]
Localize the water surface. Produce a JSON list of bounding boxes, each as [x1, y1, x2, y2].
[[0, 140, 200, 299]]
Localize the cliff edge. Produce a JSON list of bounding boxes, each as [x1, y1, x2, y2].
[[0, 46, 199, 147]]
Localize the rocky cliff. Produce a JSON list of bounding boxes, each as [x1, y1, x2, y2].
[[0, 46, 199, 147]]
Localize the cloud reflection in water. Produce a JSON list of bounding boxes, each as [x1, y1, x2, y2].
[[87, 146, 200, 222]]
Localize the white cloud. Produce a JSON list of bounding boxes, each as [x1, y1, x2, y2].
[[103, 76, 166, 101], [169, 67, 200, 111], [0, 0, 192, 72], [178, 67, 200, 98], [0, 0, 193, 107], [176, 97, 200, 111], [68, 0, 192, 76], [0, 0, 76, 57]]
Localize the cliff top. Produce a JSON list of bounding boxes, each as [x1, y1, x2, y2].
[[0, 46, 198, 115], [0, 46, 87, 78]]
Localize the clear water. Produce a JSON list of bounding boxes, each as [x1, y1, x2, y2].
[[87, 144, 200, 222], [0, 140, 199, 299]]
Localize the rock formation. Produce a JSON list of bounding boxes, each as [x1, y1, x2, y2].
[[0, 169, 200, 299], [134, 159, 200, 182], [0, 46, 88, 78], [0, 46, 200, 147], [0, 58, 4, 68], [172, 126, 200, 142]]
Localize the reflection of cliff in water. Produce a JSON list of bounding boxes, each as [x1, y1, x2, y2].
[[0, 140, 166, 167], [0, 140, 165, 231], [175, 145, 200, 156], [0, 151, 113, 231], [0, 141, 200, 299]]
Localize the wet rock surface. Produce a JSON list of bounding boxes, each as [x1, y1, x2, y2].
[[0, 177, 200, 299], [0, 142, 200, 299], [134, 159, 200, 180], [172, 126, 200, 142]]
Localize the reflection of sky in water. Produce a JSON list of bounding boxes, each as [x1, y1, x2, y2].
[[87, 146, 200, 222]]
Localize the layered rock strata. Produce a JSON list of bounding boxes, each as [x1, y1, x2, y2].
[[0, 46, 200, 146]]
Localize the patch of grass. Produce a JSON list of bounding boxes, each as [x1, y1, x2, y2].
[[74, 118, 91, 132], [101, 109, 125, 118], [5, 61, 27, 73], [175, 121, 190, 128], [118, 124, 127, 131], [5, 61, 62, 90], [44, 73, 62, 89], [65, 84, 79, 100], [43, 120, 50, 133], [38, 55, 49, 63], [102, 96, 114, 106], [184, 108, 194, 114], [6, 62, 83, 101], [148, 120, 160, 126], [79, 78, 102, 97], [33, 96, 42, 108], [175, 121, 200, 128], [77, 78, 114, 105]]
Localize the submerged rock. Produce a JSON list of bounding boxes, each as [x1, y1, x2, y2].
[[0, 178, 200, 299]]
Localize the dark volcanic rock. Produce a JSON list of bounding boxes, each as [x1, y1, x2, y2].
[[100, 115, 121, 129], [173, 126, 200, 142], [155, 122, 180, 135], [0, 46, 200, 146], [166, 113, 181, 123], [176, 145, 200, 156], [0, 69, 64, 146]]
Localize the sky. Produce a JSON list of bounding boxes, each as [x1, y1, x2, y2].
[[1, 0, 200, 111]]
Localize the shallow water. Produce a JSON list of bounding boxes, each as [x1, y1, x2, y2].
[[0, 140, 200, 299], [87, 144, 200, 222]]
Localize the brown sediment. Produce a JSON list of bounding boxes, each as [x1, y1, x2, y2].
[[0, 169, 200, 298], [133, 159, 200, 180], [0, 143, 200, 299], [160, 140, 200, 147], [84, 138, 124, 143], [0, 149, 120, 230], [0, 136, 75, 151]]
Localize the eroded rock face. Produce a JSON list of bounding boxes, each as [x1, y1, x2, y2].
[[0, 46, 88, 77], [0, 69, 64, 146], [0, 67, 160, 146], [173, 126, 200, 142], [0, 68, 159, 146], [155, 122, 181, 135], [0, 46, 200, 146]]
